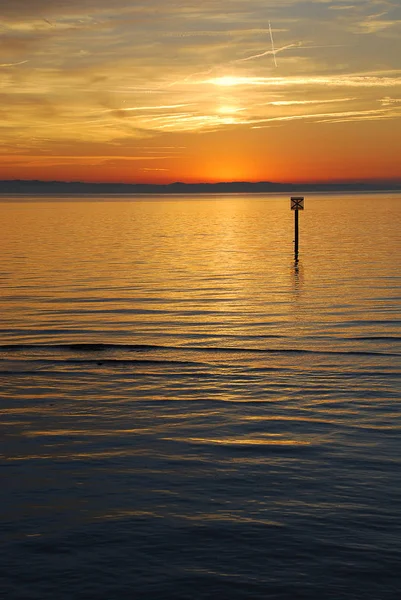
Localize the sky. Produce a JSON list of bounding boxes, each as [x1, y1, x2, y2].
[[1, 0, 400, 184]]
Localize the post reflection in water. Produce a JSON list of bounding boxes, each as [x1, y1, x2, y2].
[[292, 257, 303, 294], [0, 193, 400, 600]]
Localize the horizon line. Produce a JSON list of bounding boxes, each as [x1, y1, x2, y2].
[[1, 178, 401, 187]]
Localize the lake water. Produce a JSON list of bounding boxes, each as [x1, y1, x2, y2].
[[1, 193, 400, 599]]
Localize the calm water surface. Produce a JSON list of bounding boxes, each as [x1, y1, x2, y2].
[[1, 193, 400, 599]]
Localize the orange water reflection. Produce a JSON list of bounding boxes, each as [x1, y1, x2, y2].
[[0, 193, 400, 351]]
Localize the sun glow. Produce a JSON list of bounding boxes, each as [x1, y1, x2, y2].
[[217, 105, 242, 114], [210, 76, 251, 87]]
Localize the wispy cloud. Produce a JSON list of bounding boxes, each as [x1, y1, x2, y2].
[[268, 98, 356, 106], [380, 96, 401, 105], [251, 107, 401, 128], [356, 16, 401, 34], [203, 74, 401, 88]]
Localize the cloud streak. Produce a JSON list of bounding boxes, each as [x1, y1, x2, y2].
[[203, 74, 401, 88]]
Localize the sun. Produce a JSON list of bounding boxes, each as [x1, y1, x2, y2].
[[217, 105, 240, 114], [205, 76, 265, 87], [210, 76, 247, 87]]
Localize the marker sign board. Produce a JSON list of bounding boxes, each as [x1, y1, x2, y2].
[[291, 196, 304, 210]]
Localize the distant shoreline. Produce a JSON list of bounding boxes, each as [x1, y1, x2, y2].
[[0, 179, 400, 195]]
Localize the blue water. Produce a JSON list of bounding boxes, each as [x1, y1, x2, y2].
[[1, 193, 400, 599]]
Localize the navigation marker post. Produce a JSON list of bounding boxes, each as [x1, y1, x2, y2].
[[291, 196, 304, 260]]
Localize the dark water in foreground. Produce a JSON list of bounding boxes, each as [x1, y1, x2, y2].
[[1, 194, 400, 599]]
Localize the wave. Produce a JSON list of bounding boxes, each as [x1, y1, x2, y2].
[[0, 342, 399, 357]]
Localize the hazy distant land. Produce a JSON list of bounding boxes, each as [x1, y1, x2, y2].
[[1, 179, 400, 195]]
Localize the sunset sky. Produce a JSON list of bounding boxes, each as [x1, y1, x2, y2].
[[1, 0, 400, 183]]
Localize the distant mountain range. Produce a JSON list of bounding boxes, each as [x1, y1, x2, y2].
[[0, 179, 400, 195]]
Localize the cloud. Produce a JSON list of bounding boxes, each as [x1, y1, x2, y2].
[[268, 98, 356, 106], [328, 5, 357, 10], [140, 167, 169, 171], [203, 74, 401, 88], [355, 15, 401, 34], [380, 96, 401, 105], [251, 107, 401, 128]]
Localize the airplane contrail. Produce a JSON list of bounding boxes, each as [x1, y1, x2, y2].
[[0, 60, 29, 67], [269, 21, 278, 68], [235, 43, 298, 63]]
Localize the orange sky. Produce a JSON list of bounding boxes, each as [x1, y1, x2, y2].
[[1, 1, 400, 184]]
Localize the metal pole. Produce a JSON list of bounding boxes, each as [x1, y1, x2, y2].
[[291, 196, 304, 260], [294, 209, 299, 259]]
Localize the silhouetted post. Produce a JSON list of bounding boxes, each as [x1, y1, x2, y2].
[[294, 209, 299, 256], [291, 196, 304, 260]]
